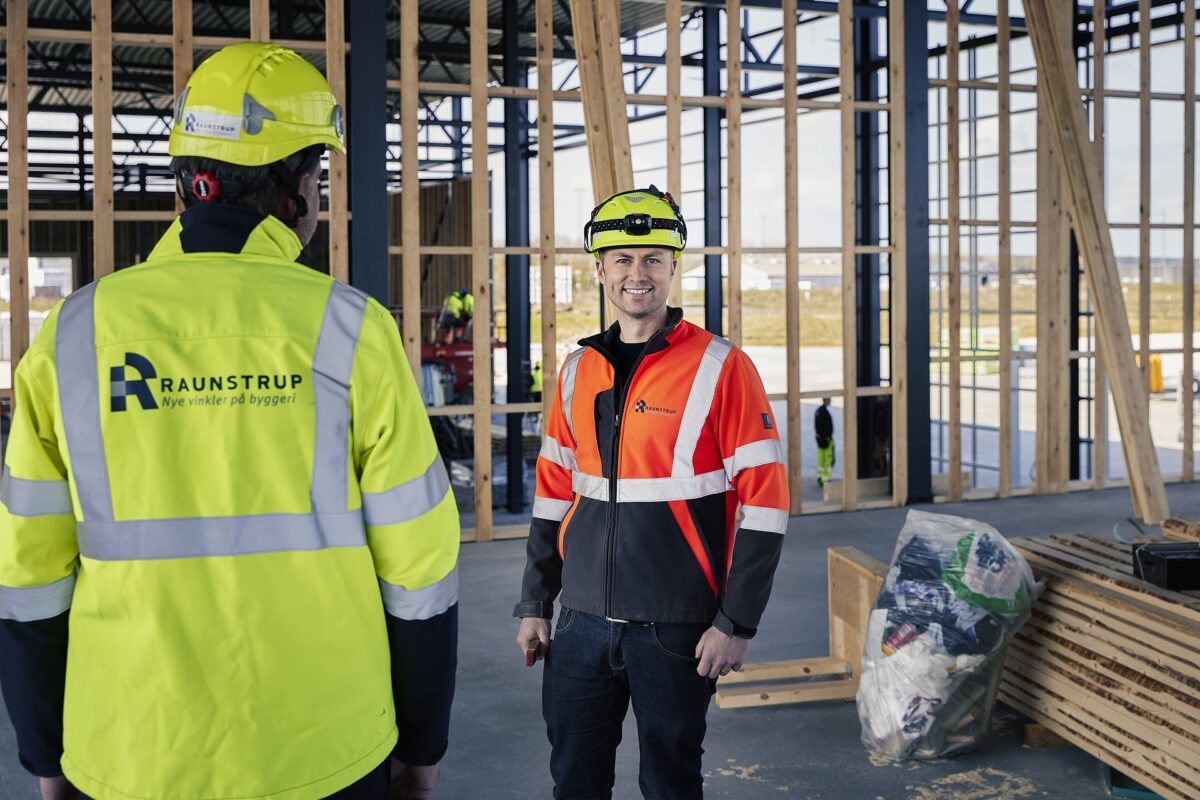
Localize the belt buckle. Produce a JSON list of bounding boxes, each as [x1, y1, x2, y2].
[[605, 615, 631, 624]]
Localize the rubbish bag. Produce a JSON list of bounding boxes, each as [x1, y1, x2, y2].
[[856, 509, 1041, 760]]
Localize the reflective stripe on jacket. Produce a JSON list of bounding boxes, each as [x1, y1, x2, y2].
[[516, 308, 789, 635], [0, 205, 460, 799]]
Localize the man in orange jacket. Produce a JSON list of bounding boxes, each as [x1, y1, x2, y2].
[[514, 186, 790, 799]]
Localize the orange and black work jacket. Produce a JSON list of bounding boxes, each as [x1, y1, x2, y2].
[[515, 308, 789, 636]]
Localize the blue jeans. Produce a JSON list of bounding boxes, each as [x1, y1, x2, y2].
[[542, 608, 716, 799]]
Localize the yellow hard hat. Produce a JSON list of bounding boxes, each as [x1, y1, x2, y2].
[[169, 42, 345, 166], [583, 185, 688, 255]]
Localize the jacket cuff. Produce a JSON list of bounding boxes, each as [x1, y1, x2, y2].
[[513, 600, 553, 619], [713, 609, 756, 639], [19, 753, 63, 778], [393, 739, 448, 768]]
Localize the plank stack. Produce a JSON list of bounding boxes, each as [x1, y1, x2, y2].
[[1163, 516, 1200, 542], [999, 533, 1200, 800]]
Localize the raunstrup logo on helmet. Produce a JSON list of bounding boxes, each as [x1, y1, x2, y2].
[[179, 110, 241, 141], [111, 353, 159, 412]]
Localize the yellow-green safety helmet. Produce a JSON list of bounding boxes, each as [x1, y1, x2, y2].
[[169, 42, 345, 166], [583, 185, 688, 255]]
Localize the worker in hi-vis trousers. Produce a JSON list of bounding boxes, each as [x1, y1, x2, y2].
[[816, 397, 836, 486], [0, 43, 459, 800]]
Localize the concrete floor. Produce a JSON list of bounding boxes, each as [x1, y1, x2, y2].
[[3, 483, 1199, 799]]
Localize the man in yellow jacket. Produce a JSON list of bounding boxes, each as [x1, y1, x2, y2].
[[0, 43, 459, 800]]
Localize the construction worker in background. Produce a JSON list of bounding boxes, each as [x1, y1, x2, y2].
[[816, 397, 836, 486], [439, 287, 474, 343], [515, 186, 790, 799], [0, 43, 459, 800], [530, 361, 543, 403]]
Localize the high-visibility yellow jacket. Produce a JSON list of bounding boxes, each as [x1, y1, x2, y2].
[[0, 205, 460, 800]]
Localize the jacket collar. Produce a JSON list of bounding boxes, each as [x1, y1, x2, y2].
[[146, 204, 305, 263], [579, 305, 685, 360]]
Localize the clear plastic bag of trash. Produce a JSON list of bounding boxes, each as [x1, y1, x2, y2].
[[856, 509, 1041, 760]]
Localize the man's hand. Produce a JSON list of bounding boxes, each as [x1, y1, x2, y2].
[[694, 626, 751, 679], [390, 759, 439, 800], [516, 617, 550, 665], [38, 777, 77, 800]]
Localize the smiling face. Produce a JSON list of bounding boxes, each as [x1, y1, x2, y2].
[[596, 246, 677, 322]]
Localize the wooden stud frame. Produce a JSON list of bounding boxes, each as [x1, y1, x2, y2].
[[470, 0, 494, 540], [1024, 0, 1170, 523], [726, 0, 742, 347], [783, 0, 802, 513], [1092, 0, 1108, 490], [838, 0, 857, 510], [538, 0, 558, 423], [997, 0, 1012, 498], [400, 0, 422, 378], [1185, 0, 1197, 482], [172, 0, 193, 216], [325, 0, 349, 284], [92, 0, 114, 279], [946, 2, 962, 500], [6, 0, 30, 368], [666, 0, 683, 308]]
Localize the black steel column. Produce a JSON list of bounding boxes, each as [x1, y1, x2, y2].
[[702, 7, 722, 334], [504, 0, 532, 513], [903, 1, 932, 502], [347, 1, 388, 304], [856, 14, 883, 479], [1069, 232, 1082, 480]]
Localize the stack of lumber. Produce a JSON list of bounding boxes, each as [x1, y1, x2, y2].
[[999, 533, 1200, 800], [1163, 516, 1200, 542]]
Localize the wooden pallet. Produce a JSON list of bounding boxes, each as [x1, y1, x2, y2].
[[715, 547, 887, 709], [1000, 534, 1200, 800]]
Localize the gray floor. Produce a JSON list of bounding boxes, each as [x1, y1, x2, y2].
[[3, 483, 1198, 799]]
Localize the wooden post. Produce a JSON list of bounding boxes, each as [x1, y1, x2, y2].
[[726, 0, 742, 348], [594, 1, 633, 188], [946, 2, 962, 500], [92, 0, 115, 279], [666, 0, 683, 307], [172, 0, 193, 216], [887, 0, 907, 507], [325, 0, 349, 283], [569, 0, 615, 201], [838, 1, 857, 509], [400, 0, 422, 378], [998, 0, 1013, 497], [251, 0, 270, 41], [6, 0, 30, 369], [471, 0, 494, 539], [537, 0, 558, 421], [1024, 0, 1170, 523], [1184, 0, 1196, 481], [784, 0, 802, 513], [1035, 0, 1070, 495], [1092, 0, 1108, 489]]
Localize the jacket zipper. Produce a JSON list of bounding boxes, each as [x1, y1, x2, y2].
[[602, 338, 658, 620]]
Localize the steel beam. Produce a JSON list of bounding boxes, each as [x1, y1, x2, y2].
[[504, 0, 532, 513], [348, 0, 388, 303], [902, 0, 932, 503]]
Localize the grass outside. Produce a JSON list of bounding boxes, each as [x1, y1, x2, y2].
[[516, 283, 1196, 349]]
